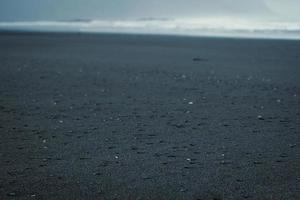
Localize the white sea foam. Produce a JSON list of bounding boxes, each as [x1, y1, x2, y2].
[[1, 18, 300, 39]]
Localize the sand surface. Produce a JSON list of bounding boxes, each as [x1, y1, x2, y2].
[[0, 32, 299, 199]]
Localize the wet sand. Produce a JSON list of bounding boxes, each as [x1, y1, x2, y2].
[[0, 32, 299, 199]]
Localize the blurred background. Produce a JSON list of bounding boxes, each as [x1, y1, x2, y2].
[[0, 0, 299, 39]]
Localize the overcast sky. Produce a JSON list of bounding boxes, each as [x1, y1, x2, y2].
[[0, 0, 299, 22]]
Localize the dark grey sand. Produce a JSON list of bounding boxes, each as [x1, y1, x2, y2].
[[0, 32, 299, 200]]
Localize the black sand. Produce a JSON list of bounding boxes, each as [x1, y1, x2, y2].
[[0, 32, 299, 199]]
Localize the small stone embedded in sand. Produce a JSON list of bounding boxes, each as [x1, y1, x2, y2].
[[192, 57, 206, 62], [188, 101, 194, 105], [220, 160, 231, 165], [280, 153, 288, 158], [180, 188, 187, 192], [115, 156, 119, 159], [257, 115, 264, 120], [141, 174, 150, 180], [7, 192, 16, 197], [186, 158, 191, 162], [174, 124, 184, 128], [59, 120, 63, 123], [253, 161, 262, 165], [42, 139, 46, 143]]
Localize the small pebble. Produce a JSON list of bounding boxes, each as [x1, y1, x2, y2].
[[180, 188, 187, 192], [257, 115, 264, 120], [7, 192, 16, 196]]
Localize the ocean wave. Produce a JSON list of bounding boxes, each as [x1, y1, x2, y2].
[[0, 18, 299, 39]]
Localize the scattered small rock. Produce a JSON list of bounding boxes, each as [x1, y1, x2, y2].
[[180, 188, 187, 192], [174, 124, 185, 128], [192, 58, 207, 62], [141, 175, 150, 180], [289, 144, 296, 148], [220, 160, 231, 165], [257, 115, 264, 120], [253, 161, 262, 165], [7, 192, 16, 197]]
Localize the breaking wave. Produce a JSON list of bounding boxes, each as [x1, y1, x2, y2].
[[0, 18, 300, 39]]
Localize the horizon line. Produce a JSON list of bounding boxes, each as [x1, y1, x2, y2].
[[0, 18, 299, 40]]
